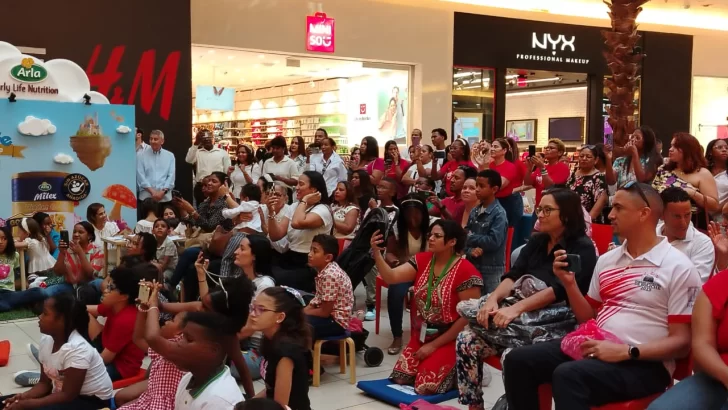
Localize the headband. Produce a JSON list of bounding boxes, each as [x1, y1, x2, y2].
[[401, 198, 424, 206], [281, 286, 306, 306], [262, 174, 275, 184], [21, 218, 29, 233]]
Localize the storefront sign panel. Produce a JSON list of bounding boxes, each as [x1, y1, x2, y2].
[[306, 13, 335, 53]]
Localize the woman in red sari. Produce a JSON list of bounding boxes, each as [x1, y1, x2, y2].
[[371, 219, 483, 395]]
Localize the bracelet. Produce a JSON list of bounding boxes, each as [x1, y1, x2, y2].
[[300, 201, 308, 206], [198, 280, 206, 283]]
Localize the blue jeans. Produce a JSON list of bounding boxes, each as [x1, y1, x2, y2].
[[498, 193, 523, 229], [647, 372, 728, 410], [42, 282, 74, 297], [306, 315, 346, 341], [168, 247, 201, 288], [387, 282, 413, 338], [0, 288, 45, 312]]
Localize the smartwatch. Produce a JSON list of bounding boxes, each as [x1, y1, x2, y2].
[[628, 344, 640, 360]]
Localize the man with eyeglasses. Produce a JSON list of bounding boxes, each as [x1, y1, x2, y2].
[[502, 182, 701, 409]]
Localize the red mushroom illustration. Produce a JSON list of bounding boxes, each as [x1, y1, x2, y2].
[[102, 184, 137, 222]]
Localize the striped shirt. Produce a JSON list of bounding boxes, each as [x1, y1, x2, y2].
[[64, 244, 104, 283]]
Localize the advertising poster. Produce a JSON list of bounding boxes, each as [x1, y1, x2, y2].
[[0, 100, 136, 232], [345, 71, 409, 148]]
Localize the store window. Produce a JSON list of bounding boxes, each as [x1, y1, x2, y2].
[[452, 67, 495, 145], [691, 76, 728, 147]]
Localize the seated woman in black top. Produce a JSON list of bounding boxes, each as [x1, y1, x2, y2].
[[248, 286, 311, 410], [455, 188, 597, 409]]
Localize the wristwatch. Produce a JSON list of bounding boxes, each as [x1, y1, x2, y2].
[[628, 344, 640, 360]]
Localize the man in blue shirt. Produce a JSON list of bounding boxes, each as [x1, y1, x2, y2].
[[465, 169, 508, 294], [137, 129, 175, 214]]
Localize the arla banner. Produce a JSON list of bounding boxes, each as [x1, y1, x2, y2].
[[306, 13, 335, 53]]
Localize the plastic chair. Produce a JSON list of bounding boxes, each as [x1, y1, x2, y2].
[[591, 224, 614, 255], [375, 276, 388, 335], [504, 227, 515, 272], [312, 332, 356, 387], [111, 368, 147, 390]]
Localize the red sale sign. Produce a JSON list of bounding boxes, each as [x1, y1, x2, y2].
[[306, 13, 335, 53]]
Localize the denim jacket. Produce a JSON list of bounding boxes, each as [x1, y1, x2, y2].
[[465, 200, 508, 281]]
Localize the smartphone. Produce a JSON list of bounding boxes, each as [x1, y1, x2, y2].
[[434, 150, 446, 160], [528, 145, 536, 158], [385, 157, 393, 167], [60, 230, 69, 245], [565, 254, 582, 274], [172, 189, 182, 198], [138, 283, 151, 305]]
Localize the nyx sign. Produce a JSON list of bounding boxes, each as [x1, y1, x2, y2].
[[532, 33, 576, 55], [515, 32, 588, 65]]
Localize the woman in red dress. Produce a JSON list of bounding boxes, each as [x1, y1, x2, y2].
[[371, 219, 483, 395]]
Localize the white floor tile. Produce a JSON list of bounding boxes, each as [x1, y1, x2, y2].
[[0, 354, 38, 396], [0, 324, 36, 357], [15, 321, 42, 345]]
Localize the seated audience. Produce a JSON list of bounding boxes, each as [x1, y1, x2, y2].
[[646, 221, 728, 409], [161, 205, 187, 238], [371, 219, 483, 395], [173, 172, 230, 234], [456, 188, 597, 409], [657, 187, 714, 282], [304, 234, 354, 340], [267, 171, 333, 292], [429, 165, 477, 222], [223, 183, 263, 234], [15, 218, 56, 280], [0, 225, 44, 312], [135, 198, 159, 234], [152, 219, 179, 282], [331, 181, 360, 240], [32, 212, 59, 259], [402, 145, 434, 194], [383, 194, 431, 355], [43, 222, 104, 298], [503, 183, 700, 409], [349, 169, 376, 219], [4, 294, 113, 409], [249, 287, 311, 410], [523, 139, 571, 226], [87, 203, 122, 270], [87, 267, 145, 382], [464, 169, 508, 294], [566, 144, 608, 223], [259, 183, 293, 254]]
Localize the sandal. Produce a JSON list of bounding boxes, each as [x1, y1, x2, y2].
[[388, 337, 403, 355]]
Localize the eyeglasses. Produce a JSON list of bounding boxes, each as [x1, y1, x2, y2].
[[535, 206, 560, 217], [249, 304, 277, 316], [620, 181, 650, 207]]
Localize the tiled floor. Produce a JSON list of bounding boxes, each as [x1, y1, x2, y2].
[[0, 286, 506, 409]]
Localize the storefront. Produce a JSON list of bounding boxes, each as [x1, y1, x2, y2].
[[453, 12, 694, 150], [691, 34, 728, 147]]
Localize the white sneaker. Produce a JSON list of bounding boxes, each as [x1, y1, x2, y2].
[[482, 363, 492, 387]]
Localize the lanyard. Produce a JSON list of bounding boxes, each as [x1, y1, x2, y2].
[[425, 255, 457, 311]]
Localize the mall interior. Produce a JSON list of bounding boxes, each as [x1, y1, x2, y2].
[[2, 0, 728, 409]]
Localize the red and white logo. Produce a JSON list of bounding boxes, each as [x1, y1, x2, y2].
[[306, 13, 335, 53], [359, 104, 366, 115]]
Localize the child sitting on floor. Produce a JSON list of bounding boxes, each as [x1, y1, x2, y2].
[[87, 267, 145, 381], [15, 218, 56, 283], [304, 234, 353, 341], [162, 205, 187, 238], [0, 225, 44, 312], [223, 183, 263, 234], [135, 198, 159, 234], [151, 219, 178, 282]]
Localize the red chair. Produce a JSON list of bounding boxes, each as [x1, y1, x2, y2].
[[504, 227, 515, 272], [591, 224, 614, 255], [484, 355, 552, 410], [111, 368, 146, 389]]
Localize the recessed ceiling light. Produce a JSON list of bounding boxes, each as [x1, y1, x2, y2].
[[240, 78, 245, 82], [288, 87, 293, 92], [258, 54, 265, 59], [235, 68, 240, 73], [228, 55, 235, 60], [254, 63, 261, 68], [274, 60, 280, 65], [208, 50, 215, 54], [210, 60, 216, 64]]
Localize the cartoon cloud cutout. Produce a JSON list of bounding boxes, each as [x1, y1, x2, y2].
[[18, 116, 57, 136], [53, 153, 74, 164], [116, 125, 131, 134]]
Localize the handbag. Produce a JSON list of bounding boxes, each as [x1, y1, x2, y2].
[[207, 225, 233, 258]]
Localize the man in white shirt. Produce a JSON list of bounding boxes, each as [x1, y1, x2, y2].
[[135, 127, 149, 153], [186, 130, 231, 204], [430, 128, 448, 194], [402, 144, 434, 194], [174, 312, 244, 410], [262, 136, 300, 189], [137, 130, 175, 203], [502, 182, 700, 409], [308, 136, 347, 196], [657, 186, 715, 282]]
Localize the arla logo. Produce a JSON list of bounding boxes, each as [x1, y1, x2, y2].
[[532, 33, 576, 55], [35, 181, 57, 200], [10, 58, 48, 83]]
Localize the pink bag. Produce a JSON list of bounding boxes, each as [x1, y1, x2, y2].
[[399, 399, 460, 410], [560, 319, 623, 360]]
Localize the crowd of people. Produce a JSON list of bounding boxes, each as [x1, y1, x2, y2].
[[1, 125, 728, 410]]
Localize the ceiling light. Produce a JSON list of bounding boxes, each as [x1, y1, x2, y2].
[[208, 50, 215, 54], [454, 71, 480, 78], [258, 54, 265, 59], [240, 78, 245, 82], [274, 60, 280, 65], [506, 86, 587, 97], [288, 87, 294, 92], [254, 63, 261, 68], [235, 68, 240, 73], [228, 55, 235, 60], [210, 60, 216, 64]]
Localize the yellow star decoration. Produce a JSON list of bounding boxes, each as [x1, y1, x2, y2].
[[21, 58, 34, 69]]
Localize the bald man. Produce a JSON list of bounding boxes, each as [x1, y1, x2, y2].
[[502, 183, 701, 410]]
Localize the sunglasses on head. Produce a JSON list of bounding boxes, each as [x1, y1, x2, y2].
[[620, 180, 650, 207]]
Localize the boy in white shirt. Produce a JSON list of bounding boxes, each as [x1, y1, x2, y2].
[[174, 312, 244, 410], [222, 184, 262, 234]]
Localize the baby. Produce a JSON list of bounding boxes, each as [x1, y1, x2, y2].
[[222, 183, 262, 234]]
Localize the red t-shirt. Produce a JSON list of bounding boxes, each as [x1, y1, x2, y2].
[[431, 196, 465, 222], [490, 160, 520, 198], [440, 160, 475, 196], [97, 304, 145, 378], [702, 271, 728, 365], [531, 162, 570, 206], [386, 158, 410, 199]]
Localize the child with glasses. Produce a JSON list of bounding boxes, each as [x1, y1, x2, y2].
[[248, 287, 311, 410]]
